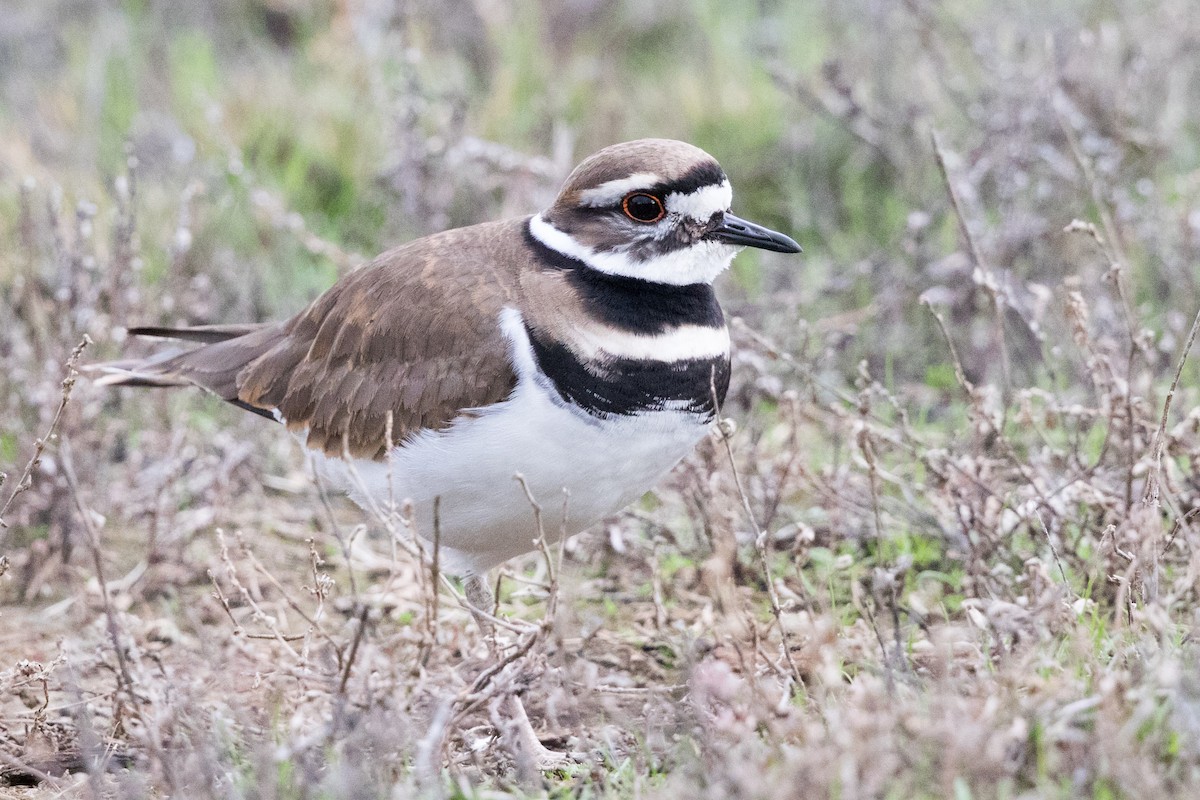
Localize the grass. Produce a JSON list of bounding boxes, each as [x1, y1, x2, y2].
[[3, 0, 1200, 796]]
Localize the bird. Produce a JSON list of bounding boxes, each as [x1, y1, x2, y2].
[[96, 138, 801, 608]]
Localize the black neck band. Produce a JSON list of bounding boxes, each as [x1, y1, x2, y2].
[[523, 220, 725, 335]]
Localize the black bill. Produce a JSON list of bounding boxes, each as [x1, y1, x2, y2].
[[707, 212, 802, 253]]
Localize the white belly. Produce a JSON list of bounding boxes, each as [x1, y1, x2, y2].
[[305, 307, 714, 575], [309, 382, 709, 575]]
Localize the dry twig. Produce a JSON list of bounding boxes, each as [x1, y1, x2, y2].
[[0, 335, 91, 537]]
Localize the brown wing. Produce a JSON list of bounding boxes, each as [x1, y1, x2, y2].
[[239, 225, 522, 458], [101, 220, 526, 460]]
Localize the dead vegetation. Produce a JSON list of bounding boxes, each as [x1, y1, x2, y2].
[[3, 0, 1200, 797]]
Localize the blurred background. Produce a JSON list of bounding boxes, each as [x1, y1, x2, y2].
[[3, 0, 1200, 796], [7, 0, 1198, 376], [5, 0, 1200, 376]]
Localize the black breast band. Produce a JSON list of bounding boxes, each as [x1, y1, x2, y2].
[[527, 331, 731, 420]]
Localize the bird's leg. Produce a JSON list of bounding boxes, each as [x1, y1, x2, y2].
[[499, 692, 578, 771], [464, 574, 580, 770], [463, 573, 497, 652]]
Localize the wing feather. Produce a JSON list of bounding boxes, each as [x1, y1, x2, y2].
[[100, 220, 528, 460], [238, 222, 523, 459]]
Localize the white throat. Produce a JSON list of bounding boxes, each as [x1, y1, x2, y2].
[[528, 214, 739, 286]]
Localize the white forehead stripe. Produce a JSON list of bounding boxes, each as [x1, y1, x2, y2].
[[571, 323, 730, 362], [577, 173, 664, 207], [666, 180, 732, 222]]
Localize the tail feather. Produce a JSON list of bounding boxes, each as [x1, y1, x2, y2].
[[90, 323, 288, 421], [88, 345, 195, 387], [124, 323, 269, 344], [90, 366, 191, 388]]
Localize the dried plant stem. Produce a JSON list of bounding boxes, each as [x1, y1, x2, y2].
[[59, 437, 136, 703], [736, 316, 1008, 508], [514, 472, 547, 548], [1143, 305, 1200, 506], [450, 626, 546, 723], [0, 335, 91, 537], [706, 367, 803, 688], [1053, 100, 1130, 269], [336, 447, 529, 634], [857, 401, 886, 542], [1034, 509, 1072, 591], [413, 699, 454, 790], [717, 426, 805, 692], [576, 681, 688, 695], [0, 750, 62, 790], [931, 130, 1013, 412], [337, 605, 371, 697], [207, 569, 245, 635], [861, 600, 896, 692], [214, 530, 302, 658], [235, 532, 344, 657], [312, 464, 359, 597], [1057, 118, 1142, 513], [925, 301, 975, 394], [924, 300, 1054, 508]]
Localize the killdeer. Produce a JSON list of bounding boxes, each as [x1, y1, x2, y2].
[[98, 138, 800, 589]]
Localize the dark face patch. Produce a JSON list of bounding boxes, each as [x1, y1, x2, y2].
[[545, 154, 731, 265], [541, 202, 695, 264]]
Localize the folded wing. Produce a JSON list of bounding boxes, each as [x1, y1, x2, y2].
[[95, 230, 521, 460]]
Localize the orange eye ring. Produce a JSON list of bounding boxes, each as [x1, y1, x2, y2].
[[621, 192, 666, 223]]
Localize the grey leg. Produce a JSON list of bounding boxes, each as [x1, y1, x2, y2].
[[463, 573, 496, 643], [503, 693, 578, 770], [463, 574, 494, 619], [464, 573, 580, 769]]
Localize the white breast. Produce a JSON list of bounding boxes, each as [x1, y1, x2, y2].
[[306, 308, 714, 575]]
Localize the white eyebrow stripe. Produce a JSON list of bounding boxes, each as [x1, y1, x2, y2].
[[576, 173, 664, 207], [570, 323, 731, 362], [527, 214, 738, 285], [666, 180, 732, 221]]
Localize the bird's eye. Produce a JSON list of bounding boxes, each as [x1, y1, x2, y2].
[[621, 193, 666, 223]]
